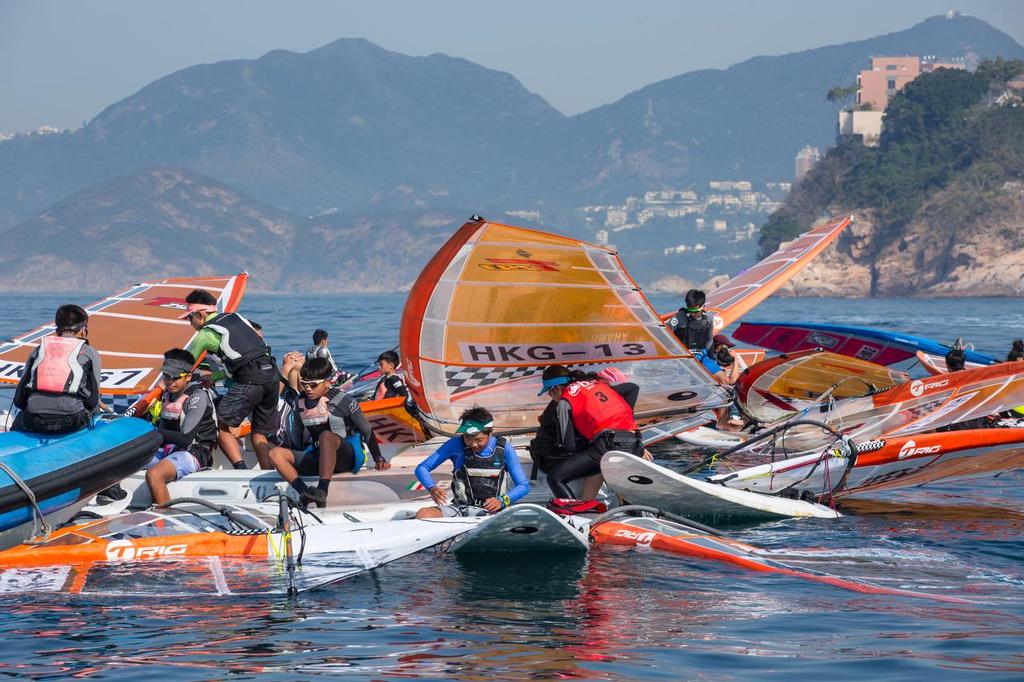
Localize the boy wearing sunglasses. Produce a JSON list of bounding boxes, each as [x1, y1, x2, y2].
[[267, 357, 389, 507], [143, 349, 218, 504], [13, 304, 102, 434], [666, 289, 715, 355]]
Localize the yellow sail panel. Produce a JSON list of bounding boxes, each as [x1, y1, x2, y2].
[[401, 217, 727, 432], [0, 274, 247, 395]]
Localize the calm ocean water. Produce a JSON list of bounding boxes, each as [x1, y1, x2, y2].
[[0, 293, 1022, 680]]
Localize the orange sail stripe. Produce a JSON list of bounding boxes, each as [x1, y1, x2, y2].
[[0, 273, 248, 396], [660, 215, 853, 330]]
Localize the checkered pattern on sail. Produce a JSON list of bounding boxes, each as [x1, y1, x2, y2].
[[445, 365, 545, 396]]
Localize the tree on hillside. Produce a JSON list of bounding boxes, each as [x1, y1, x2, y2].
[[826, 84, 858, 110], [976, 57, 1024, 86]]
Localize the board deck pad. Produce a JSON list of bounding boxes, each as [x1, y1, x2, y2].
[[449, 503, 589, 554]]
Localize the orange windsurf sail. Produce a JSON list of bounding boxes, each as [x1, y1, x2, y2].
[[399, 216, 729, 433], [0, 274, 247, 395], [661, 215, 853, 331]]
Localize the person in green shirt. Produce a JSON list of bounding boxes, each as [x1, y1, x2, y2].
[[180, 289, 279, 469]]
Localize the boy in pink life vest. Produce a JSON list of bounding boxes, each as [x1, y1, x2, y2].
[[13, 304, 102, 434]]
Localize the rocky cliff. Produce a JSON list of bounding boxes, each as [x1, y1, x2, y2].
[[781, 182, 1024, 297], [765, 61, 1024, 297]]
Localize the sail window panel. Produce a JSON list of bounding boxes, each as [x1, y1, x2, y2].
[[420, 320, 447, 361], [424, 282, 456, 323]]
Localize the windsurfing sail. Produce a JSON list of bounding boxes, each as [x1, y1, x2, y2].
[[660, 215, 853, 331], [0, 275, 247, 396], [734, 321, 995, 367], [399, 216, 730, 433], [735, 350, 910, 423]]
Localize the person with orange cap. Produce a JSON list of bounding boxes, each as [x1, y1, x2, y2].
[[181, 289, 278, 470]]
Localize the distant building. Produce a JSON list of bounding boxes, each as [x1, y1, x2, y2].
[[605, 207, 628, 227], [856, 55, 966, 111], [595, 229, 609, 245], [842, 55, 965, 146], [713, 219, 727, 232], [838, 110, 884, 146], [505, 209, 540, 222], [794, 146, 821, 182]]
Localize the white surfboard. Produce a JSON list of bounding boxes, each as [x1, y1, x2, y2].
[[674, 426, 747, 449], [448, 503, 589, 554], [600, 452, 840, 522]]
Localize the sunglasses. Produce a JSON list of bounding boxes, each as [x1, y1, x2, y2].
[[161, 371, 191, 382], [684, 306, 704, 313], [299, 379, 327, 389]]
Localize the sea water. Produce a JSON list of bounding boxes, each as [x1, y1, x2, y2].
[[0, 293, 1021, 680]]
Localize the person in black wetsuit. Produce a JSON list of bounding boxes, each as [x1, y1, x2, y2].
[[373, 350, 408, 400], [1007, 340, 1024, 362], [183, 289, 279, 470], [267, 357, 389, 507], [666, 289, 714, 356], [144, 349, 218, 504]]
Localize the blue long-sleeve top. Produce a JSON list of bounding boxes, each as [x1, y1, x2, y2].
[[415, 435, 530, 503]]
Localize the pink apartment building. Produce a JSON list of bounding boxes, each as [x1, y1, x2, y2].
[[857, 56, 965, 111]]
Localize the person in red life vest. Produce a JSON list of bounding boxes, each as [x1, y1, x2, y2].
[[530, 367, 638, 501], [12, 304, 102, 434], [539, 364, 650, 501], [267, 357, 389, 507], [181, 289, 278, 470], [143, 349, 219, 504]]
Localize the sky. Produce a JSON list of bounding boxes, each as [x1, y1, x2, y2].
[[1, 0, 1023, 133]]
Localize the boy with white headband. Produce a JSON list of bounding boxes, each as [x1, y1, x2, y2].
[[143, 348, 218, 504], [414, 406, 529, 519]]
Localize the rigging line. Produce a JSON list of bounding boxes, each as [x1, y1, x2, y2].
[[0, 460, 51, 543]]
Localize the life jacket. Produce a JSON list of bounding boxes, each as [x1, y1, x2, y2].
[[270, 392, 303, 449], [674, 310, 713, 351], [374, 373, 407, 400], [27, 336, 90, 397], [158, 383, 218, 444], [452, 436, 509, 506], [204, 312, 270, 373], [547, 498, 608, 517], [561, 380, 637, 441], [298, 388, 352, 442]]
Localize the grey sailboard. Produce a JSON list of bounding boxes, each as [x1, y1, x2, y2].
[[600, 452, 840, 522], [448, 503, 589, 554]]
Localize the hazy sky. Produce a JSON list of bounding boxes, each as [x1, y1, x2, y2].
[[2, 0, 1022, 133]]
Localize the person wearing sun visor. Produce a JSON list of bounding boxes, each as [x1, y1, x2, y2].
[[414, 406, 529, 519], [540, 364, 648, 501], [142, 348, 218, 505], [181, 289, 278, 470]]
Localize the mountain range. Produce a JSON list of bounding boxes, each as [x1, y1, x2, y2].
[[1, 13, 1022, 292]]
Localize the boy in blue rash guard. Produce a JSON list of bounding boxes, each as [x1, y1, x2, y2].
[[414, 406, 529, 519]]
